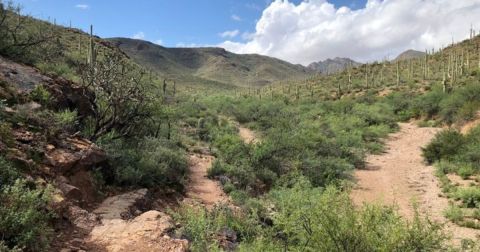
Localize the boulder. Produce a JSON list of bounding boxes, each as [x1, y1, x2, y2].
[[44, 137, 106, 175], [57, 182, 83, 202]]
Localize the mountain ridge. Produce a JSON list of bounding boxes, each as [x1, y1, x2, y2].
[[108, 37, 313, 87]]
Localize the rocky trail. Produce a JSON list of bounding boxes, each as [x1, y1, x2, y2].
[[351, 122, 480, 243]]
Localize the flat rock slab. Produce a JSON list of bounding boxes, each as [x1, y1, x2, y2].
[[94, 189, 148, 220], [89, 210, 188, 252]]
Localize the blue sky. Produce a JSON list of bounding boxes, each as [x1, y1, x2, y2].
[[10, 0, 480, 64], [11, 0, 367, 47]]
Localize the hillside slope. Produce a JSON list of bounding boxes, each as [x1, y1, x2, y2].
[[108, 38, 313, 87], [394, 49, 426, 62]]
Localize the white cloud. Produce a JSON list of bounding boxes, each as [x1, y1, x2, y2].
[[242, 31, 255, 41], [219, 29, 240, 38], [132, 31, 145, 40], [176, 42, 202, 48], [154, 39, 163, 45], [231, 14, 242, 22], [219, 0, 480, 65], [75, 4, 89, 10]]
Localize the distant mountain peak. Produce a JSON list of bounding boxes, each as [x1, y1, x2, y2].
[[308, 57, 361, 74]]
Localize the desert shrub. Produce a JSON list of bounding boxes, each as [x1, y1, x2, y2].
[[0, 180, 53, 251], [453, 187, 480, 208], [422, 129, 465, 164], [171, 204, 259, 252], [100, 136, 187, 189], [457, 164, 476, 179], [0, 123, 14, 147], [301, 156, 353, 187], [411, 88, 446, 119], [456, 101, 480, 122], [53, 109, 78, 132], [238, 181, 449, 251], [0, 157, 19, 190], [207, 159, 232, 178], [28, 85, 51, 106], [444, 204, 464, 223]]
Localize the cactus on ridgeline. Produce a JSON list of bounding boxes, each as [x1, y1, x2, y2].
[[88, 25, 96, 66], [365, 64, 368, 89], [295, 85, 300, 101], [442, 61, 447, 93], [396, 61, 400, 86], [423, 49, 428, 80]]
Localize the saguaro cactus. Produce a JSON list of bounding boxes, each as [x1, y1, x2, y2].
[[396, 61, 400, 86], [365, 64, 368, 89], [87, 25, 96, 66]]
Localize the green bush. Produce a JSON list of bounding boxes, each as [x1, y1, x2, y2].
[[453, 187, 480, 208], [207, 159, 231, 178], [0, 180, 53, 251], [29, 85, 51, 106], [444, 204, 464, 222], [0, 157, 19, 190], [239, 181, 449, 251], [0, 123, 14, 147], [422, 129, 465, 164], [53, 109, 78, 132], [171, 204, 258, 252], [100, 137, 188, 189]]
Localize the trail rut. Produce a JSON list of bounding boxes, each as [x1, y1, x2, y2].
[[351, 122, 480, 242], [184, 154, 230, 208]]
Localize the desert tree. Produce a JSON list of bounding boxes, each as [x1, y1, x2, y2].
[[80, 51, 154, 141]]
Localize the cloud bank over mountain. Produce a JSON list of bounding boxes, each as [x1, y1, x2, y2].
[[220, 0, 480, 65]]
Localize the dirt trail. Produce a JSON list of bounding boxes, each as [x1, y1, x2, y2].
[[184, 154, 230, 208], [351, 122, 480, 242], [238, 126, 258, 144]]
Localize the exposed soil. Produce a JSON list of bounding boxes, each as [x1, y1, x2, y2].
[[184, 154, 230, 208], [351, 122, 480, 243], [238, 126, 259, 144]]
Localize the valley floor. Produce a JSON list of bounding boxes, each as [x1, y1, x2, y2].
[[351, 122, 480, 243]]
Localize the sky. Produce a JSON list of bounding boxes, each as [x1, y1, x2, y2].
[[10, 0, 480, 65]]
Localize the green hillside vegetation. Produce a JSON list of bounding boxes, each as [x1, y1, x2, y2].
[[2, 1, 480, 251], [108, 37, 312, 88]]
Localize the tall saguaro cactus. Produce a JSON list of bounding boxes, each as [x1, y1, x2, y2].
[[365, 64, 368, 89], [396, 61, 400, 86], [87, 25, 96, 66]]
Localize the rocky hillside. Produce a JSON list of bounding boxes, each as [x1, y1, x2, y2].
[[108, 38, 313, 87], [307, 57, 361, 74]]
